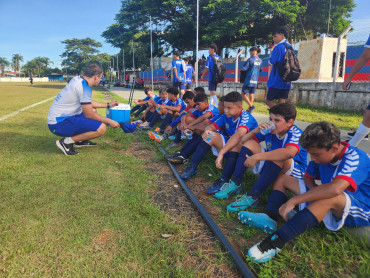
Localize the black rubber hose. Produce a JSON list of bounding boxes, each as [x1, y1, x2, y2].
[[158, 146, 256, 278]]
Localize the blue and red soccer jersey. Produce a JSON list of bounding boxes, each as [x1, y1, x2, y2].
[[205, 54, 220, 83], [170, 97, 186, 112], [172, 59, 187, 83], [242, 56, 262, 87], [190, 104, 219, 119], [213, 110, 258, 138], [156, 97, 170, 105], [186, 64, 195, 84], [254, 125, 307, 167], [143, 94, 160, 102]]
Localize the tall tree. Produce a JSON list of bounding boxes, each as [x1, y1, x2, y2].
[[12, 54, 23, 73], [60, 38, 103, 75], [0, 57, 10, 76], [23, 57, 55, 77]]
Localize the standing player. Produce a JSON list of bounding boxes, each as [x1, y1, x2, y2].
[[201, 43, 220, 106], [172, 50, 187, 98], [184, 58, 195, 91], [47, 63, 121, 156]]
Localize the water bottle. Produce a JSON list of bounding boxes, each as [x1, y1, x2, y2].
[[156, 107, 161, 113], [260, 121, 276, 135], [185, 130, 193, 139], [205, 131, 215, 143], [286, 210, 297, 220]]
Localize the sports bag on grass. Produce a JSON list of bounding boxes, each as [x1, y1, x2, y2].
[[211, 55, 226, 83], [276, 43, 301, 82]]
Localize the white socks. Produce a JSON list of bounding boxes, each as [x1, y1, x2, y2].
[[64, 137, 75, 144], [349, 123, 370, 147], [211, 95, 219, 106]]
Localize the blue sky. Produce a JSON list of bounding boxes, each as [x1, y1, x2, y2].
[[0, 0, 369, 70]]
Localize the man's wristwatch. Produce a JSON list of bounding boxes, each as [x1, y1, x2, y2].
[[107, 102, 110, 109]]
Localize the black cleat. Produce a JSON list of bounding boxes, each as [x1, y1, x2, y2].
[[74, 140, 97, 147], [167, 154, 188, 164], [56, 139, 79, 156]]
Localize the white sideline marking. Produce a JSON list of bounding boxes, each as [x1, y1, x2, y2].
[[0, 97, 55, 122]]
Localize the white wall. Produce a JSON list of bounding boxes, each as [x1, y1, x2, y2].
[[0, 77, 49, 82]]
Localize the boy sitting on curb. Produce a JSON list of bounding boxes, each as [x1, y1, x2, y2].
[[130, 87, 160, 117], [214, 104, 307, 215], [245, 121, 370, 263]]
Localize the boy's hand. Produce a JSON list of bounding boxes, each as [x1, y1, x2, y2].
[[164, 126, 172, 133], [202, 130, 212, 140], [215, 154, 223, 169], [279, 200, 296, 221], [244, 154, 258, 168]]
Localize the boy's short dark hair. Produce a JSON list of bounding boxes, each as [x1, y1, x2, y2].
[[166, 86, 179, 96], [182, 90, 194, 101], [223, 91, 242, 103], [173, 50, 180, 57], [158, 88, 164, 94], [194, 87, 205, 94], [84, 63, 103, 77], [144, 87, 152, 95], [250, 46, 261, 54], [299, 121, 341, 151], [219, 96, 225, 103], [194, 92, 208, 103], [269, 103, 296, 122], [273, 27, 287, 38], [183, 57, 189, 62], [209, 43, 218, 53]]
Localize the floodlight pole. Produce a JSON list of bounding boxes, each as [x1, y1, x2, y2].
[[132, 40, 135, 82], [122, 49, 125, 81], [195, 0, 199, 87], [150, 15, 154, 90], [117, 54, 119, 82]]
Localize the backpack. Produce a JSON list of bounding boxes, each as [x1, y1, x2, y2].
[[211, 55, 226, 83], [275, 43, 301, 82]]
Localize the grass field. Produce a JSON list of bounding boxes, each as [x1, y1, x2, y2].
[[0, 82, 368, 277]]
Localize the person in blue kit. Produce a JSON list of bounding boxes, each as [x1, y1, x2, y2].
[[172, 50, 187, 98], [100, 75, 105, 87], [266, 27, 292, 108], [246, 121, 370, 263], [180, 91, 258, 179], [201, 43, 220, 106], [184, 58, 195, 91], [130, 87, 160, 117], [241, 46, 262, 113], [140, 88, 170, 123], [47, 63, 121, 156], [215, 104, 307, 211]]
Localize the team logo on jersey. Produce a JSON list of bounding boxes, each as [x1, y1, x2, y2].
[[266, 141, 272, 150], [226, 123, 229, 130]]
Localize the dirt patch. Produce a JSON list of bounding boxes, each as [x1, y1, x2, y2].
[[127, 140, 243, 277]]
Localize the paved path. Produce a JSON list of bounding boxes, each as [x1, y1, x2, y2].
[[109, 87, 369, 154]]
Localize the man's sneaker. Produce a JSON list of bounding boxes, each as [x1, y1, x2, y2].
[[74, 140, 97, 147], [180, 164, 197, 179], [165, 141, 181, 150], [214, 180, 242, 199], [238, 211, 277, 234], [247, 232, 285, 263], [148, 132, 163, 143], [167, 154, 188, 164], [206, 178, 227, 194], [56, 139, 78, 156], [165, 150, 181, 160], [347, 131, 368, 140], [227, 194, 259, 212]]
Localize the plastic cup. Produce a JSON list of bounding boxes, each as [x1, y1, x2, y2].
[[260, 121, 276, 135], [205, 131, 215, 143]]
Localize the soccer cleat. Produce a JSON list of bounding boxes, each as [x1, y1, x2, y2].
[[56, 139, 79, 156], [168, 135, 176, 141], [214, 180, 242, 199], [154, 127, 161, 134], [162, 132, 170, 141], [148, 132, 163, 143], [74, 140, 97, 147], [167, 154, 188, 164], [140, 125, 152, 130], [206, 178, 228, 194], [238, 211, 277, 234], [227, 194, 259, 212], [180, 164, 197, 179], [247, 232, 284, 263], [347, 131, 368, 140], [165, 150, 182, 160], [164, 141, 181, 150]]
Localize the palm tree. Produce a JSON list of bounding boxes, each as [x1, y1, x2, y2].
[[0, 57, 10, 77], [12, 54, 24, 74]]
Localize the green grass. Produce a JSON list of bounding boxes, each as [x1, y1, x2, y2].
[[0, 83, 230, 277]]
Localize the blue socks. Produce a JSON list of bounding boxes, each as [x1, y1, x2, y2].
[[134, 104, 147, 117], [149, 111, 161, 127], [277, 208, 319, 243], [190, 140, 211, 168], [221, 151, 239, 181], [159, 113, 173, 131], [144, 110, 153, 122], [265, 190, 287, 220], [231, 146, 253, 185], [175, 129, 182, 143], [181, 134, 202, 158], [247, 161, 282, 200]]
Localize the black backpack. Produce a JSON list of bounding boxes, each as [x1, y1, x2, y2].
[[275, 43, 301, 82], [211, 55, 226, 83]]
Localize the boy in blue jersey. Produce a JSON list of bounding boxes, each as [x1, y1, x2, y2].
[[47, 63, 121, 156], [214, 104, 307, 211], [184, 58, 195, 91], [181, 91, 258, 179], [241, 46, 262, 113], [172, 50, 187, 98], [140, 88, 169, 123], [266, 27, 292, 108], [130, 87, 160, 117], [246, 121, 370, 263], [201, 43, 220, 106]]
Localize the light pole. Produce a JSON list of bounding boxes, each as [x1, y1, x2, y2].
[[149, 15, 154, 89], [122, 49, 125, 82], [195, 0, 199, 87], [132, 40, 135, 83], [117, 54, 119, 82]]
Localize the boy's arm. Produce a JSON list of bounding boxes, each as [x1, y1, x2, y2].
[[303, 175, 318, 190], [161, 104, 181, 112], [187, 112, 212, 129]]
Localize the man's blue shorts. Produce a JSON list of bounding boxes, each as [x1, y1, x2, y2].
[[208, 81, 217, 91], [48, 113, 102, 137], [266, 87, 290, 100], [241, 85, 256, 95], [173, 81, 185, 91]]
